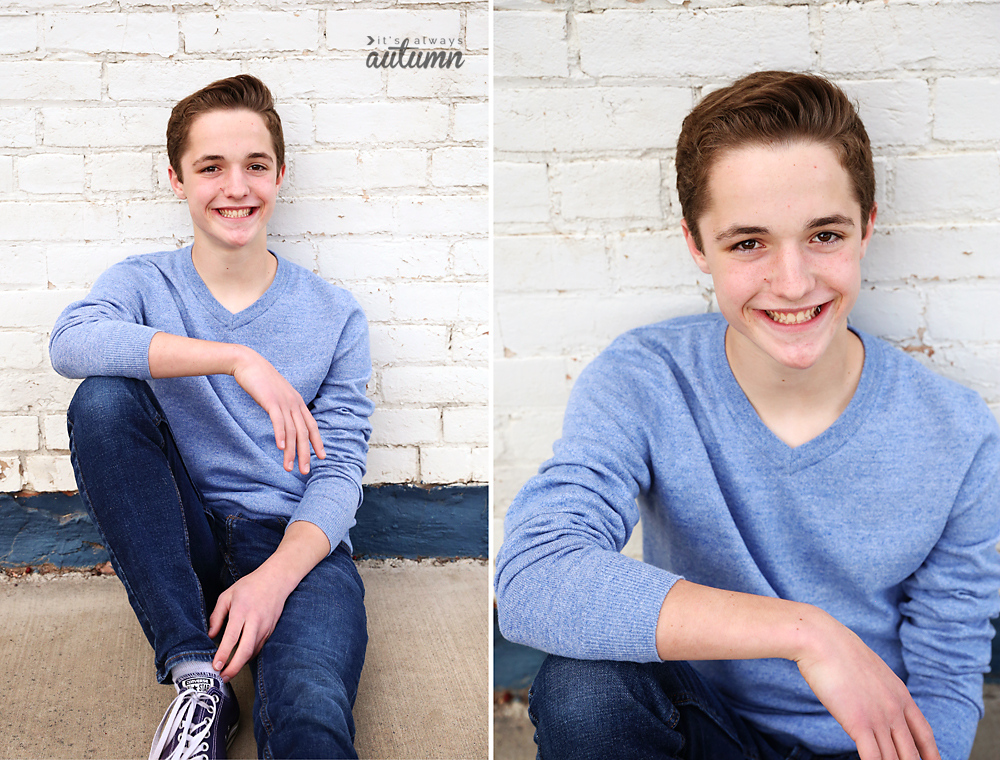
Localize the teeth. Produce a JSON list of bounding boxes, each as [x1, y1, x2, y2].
[[218, 208, 253, 218], [764, 306, 821, 325]]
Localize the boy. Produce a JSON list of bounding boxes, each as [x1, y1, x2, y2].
[[50, 75, 373, 759], [495, 71, 1000, 760]]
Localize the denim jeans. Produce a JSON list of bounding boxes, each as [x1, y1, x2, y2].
[[528, 655, 862, 760], [68, 376, 368, 759]]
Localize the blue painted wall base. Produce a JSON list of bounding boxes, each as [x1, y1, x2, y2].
[[0, 484, 486, 568]]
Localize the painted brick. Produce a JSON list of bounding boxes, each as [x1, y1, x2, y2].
[[182, 11, 320, 53], [318, 239, 449, 281], [0, 291, 83, 329], [344, 283, 392, 324], [837, 79, 930, 148], [381, 366, 487, 404], [45, 243, 152, 291], [495, 86, 690, 153], [494, 12, 567, 78], [494, 163, 549, 224], [430, 147, 487, 188], [369, 325, 450, 366], [43, 415, 70, 451], [363, 446, 418, 484], [450, 324, 488, 364], [555, 159, 662, 221], [247, 60, 383, 100], [0, 333, 46, 371], [494, 358, 577, 407], [926, 283, 1000, 343], [452, 238, 487, 278], [90, 153, 155, 193], [466, 9, 487, 52], [326, 10, 461, 51], [453, 103, 487, 143], [443, 406, 488, 443], [470, 446, 488, 483], [43, 108, 171, 149], [821, 4, 1000, 73], [934, 79, 1000, 143], [0, 457, 20, 493], [495, 235, 609, 292], [390, 282, 464, 322], [17, 153, 85, 195], [500, 409, 564, 464], [863, 225, 1000, 282], [616, 231, 713, 291], [0, 202, 117, 242], [24, 455, 76, 492], [577, 8, 809, 78], [290, 150, 428, 194], [0, 155, 12, 195], [385, 55, 487, 99], [0, 15, 37, 53], [370, 408, 441, 446], [46, 13, 177, 55], [0, 373, 79, 413], [315, 103, 450, 145], [393, 196, 487, 236], [0, 62, 100, 101], [420, 446, 473, 484], [458, 283, 489, 323], [121, 200, 192, 240], [1, 246, 47, 289], [269, 241, 316, 273], [0, 417, 38, 452], [107, 61, 242, 102], [850, 286, 924, 341], [0, 108, 35, 149], [933, 344, 1000, 405], [274, 103, 313, 148], [894, 153, 1000, 221]]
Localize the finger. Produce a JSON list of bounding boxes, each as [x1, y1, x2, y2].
[[890, 725, 920, 760], [904, 705, 940, 760], [855, 730, 881, 760], [268, 408, 285, 451], [282, 409, 296, 471], [874, 726, 899, 760], [214, 614, 244, 674], [292, 408, 310, 474], [208, 592, 231, 639], [221, 620, 258, 681], [304, 408, 325, 460]]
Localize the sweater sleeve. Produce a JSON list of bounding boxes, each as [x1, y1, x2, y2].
[[49, 259, 160, 380], [898, 410, 1000, 760], [494, 338, 681, 662], [288, 301, 374, 554]]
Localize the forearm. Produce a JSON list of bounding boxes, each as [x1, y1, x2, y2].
[[148, 331, 253, 379], [255, 520, 331, 597], [655, 579, 823, 662]]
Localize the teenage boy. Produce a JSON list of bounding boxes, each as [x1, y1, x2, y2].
[[495, 71, 1000, 760], [51, 75, 373, 760]]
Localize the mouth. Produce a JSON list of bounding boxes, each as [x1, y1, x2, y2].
[[761, 303, 827, 326], [215, 207, 257, 219]]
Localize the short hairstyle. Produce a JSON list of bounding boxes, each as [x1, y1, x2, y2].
[[676, 71, 874, 252], [167, 74, 285, 182]]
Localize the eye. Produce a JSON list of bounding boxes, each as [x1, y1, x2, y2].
[[249, 163, 269, 172], [199, 165, 220, 174], [731, 239, 761, 252], [812, 231, 842, 244]]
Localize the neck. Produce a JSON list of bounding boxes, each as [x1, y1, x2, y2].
[[190, 238, 277, 313], [725, 326, 865, 448]]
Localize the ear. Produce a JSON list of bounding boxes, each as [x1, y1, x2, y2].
[[682, 218, 711, 274], [275, 163, 286, 192], [167, 165, 186, 200], [858, 202, 877, 261]]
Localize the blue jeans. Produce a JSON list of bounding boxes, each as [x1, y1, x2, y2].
[[529, 656, 862, 760], [68, 376, 368, 759]]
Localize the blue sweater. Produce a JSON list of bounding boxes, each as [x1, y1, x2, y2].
[[50, 246, 374, 554], [495, 313, 1000, 759]]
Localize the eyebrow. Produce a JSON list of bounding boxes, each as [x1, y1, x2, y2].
[[192, 152, 274, 164], [713, 215, 856, 242]]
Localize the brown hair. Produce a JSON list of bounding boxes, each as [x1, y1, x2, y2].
[[167, 74, 284, 182], [676, 71, 874, 252]]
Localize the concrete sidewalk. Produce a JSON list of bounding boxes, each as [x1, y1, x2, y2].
[[0, 560, 488, 760]]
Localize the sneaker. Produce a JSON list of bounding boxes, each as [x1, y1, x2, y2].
[[148, 673, 240, 760]]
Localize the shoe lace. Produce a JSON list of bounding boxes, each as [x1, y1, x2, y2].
[[148, 689, 219, 760]]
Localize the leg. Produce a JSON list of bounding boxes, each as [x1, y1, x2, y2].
[[528, 656, 782, 760], [68, 376, 225, 683], [219, 515, 367, 760]]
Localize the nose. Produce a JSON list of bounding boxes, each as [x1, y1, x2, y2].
[[223, 169, 249, 198], [768, 244, 814, 302]]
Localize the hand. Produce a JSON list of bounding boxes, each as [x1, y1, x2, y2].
[[208, 563, 292, 682], [795, 613, 940, 760], [232, 349, 326, 474]]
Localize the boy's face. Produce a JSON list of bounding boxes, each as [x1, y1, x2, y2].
[[683, 141, 875, 373], [168, 108, 284, 255]]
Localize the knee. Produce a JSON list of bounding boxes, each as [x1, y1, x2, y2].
[[68, 376, 151, 435]]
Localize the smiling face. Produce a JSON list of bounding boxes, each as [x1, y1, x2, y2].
[[168, 108, 285, 257], [683, 141, 876, 376]]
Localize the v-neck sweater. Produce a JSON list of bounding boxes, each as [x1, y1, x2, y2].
[[495, 312, 1000, 759], [50, 246, 374, 554]]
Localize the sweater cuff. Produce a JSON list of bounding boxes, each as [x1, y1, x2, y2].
[[289, 476, 363, 556]]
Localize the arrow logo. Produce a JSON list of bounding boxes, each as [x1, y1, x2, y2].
[[367, 36, 374, 45]]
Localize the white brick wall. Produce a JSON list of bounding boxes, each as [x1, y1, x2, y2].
[[494, 0, 1000, 564], [0, 1, 487, 492]]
